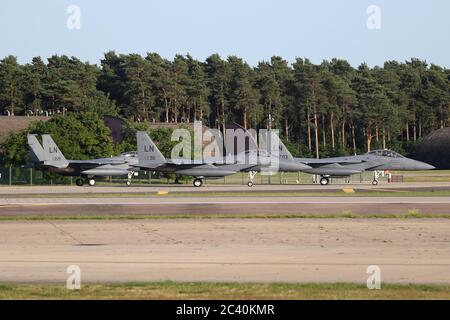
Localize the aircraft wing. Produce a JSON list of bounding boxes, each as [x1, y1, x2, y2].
[[295, 157, 364, 168], [64, 159, 127, 171], [69, 158, 126, 165], [134, 161, 219, 170]]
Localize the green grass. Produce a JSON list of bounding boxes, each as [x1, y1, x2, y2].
[[0, 212, 449, 221], [1, 281, 449, 300], [3, 190, 450, 198]]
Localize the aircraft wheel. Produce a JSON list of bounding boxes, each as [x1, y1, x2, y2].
[[75, 178, 84, 187], [372, 180, 379, 185], [320, 177, 330, 186], [193, 178, 203, 187], [88, 178, 96, 187], [247, 181, 254, 188]]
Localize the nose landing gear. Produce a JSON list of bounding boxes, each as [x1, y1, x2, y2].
[[372, 171, 384, 186], [126, 171, 136, 186], [247, 171, 257, 188]]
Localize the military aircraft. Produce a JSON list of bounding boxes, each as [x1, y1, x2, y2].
[[135, 131, 313, 187], [283, 145, 435, 185], [134, 131, 267, 187], [27, 134, 139, 186], [236, 132, 312, 187]]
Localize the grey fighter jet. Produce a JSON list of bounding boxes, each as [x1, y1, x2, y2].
[[287, 146, 435, 185], [27, 134, 139, 186], [134, 131, 259, 187], [236, 132, 312, 187]]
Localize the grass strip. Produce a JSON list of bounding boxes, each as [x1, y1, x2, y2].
[[1, 281, 449, 300]]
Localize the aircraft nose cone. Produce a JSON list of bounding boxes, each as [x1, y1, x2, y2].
[[416, 161, 435, 170], [422, 163, 436, 170]]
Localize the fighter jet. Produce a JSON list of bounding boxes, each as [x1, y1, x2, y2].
[[27, 134, 139, 186], [134, 131, 259, 187], [285, 146, 435, 185], [235, 132, 312, 187]]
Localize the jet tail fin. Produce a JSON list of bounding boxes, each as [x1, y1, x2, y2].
[[27, 134, 47, 163], [136, 131, 166, 167], [277, 136, 294, 161], [42, 135, 68, 166], [259, 131, 294, 161]]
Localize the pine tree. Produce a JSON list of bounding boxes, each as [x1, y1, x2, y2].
[[205, 54, 230, 132], [0, 56, 23, 115]]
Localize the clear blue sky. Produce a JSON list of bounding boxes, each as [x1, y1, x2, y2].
[[0, 0, 449, 67]]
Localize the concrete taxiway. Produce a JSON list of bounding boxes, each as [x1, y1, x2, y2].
[[0, 219, 449, 284]]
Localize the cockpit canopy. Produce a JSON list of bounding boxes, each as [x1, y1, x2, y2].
[[367, 149, 404, 158], [120, 151, 138, 158]]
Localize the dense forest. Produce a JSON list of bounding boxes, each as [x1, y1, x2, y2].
[[0, 52, 449, 158]]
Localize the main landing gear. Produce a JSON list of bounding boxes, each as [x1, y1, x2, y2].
[[193, 178, 203, 187], [320, 176, 330, 185], [75, 177, 96, 187]]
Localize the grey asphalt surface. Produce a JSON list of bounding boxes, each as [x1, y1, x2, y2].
[[1, 195, 450, 216], [1, 183, 450, 216], [2, 182, 450, 195]]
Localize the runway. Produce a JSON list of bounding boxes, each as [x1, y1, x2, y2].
[[1, 184, 450, 285], [1, 195, 450, 216], [2, 182, 450, 195], [0, 219, 449, 284]]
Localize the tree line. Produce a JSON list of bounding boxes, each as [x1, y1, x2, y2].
[[0, 111, 180, 170], [0, 52, 449, 158]]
